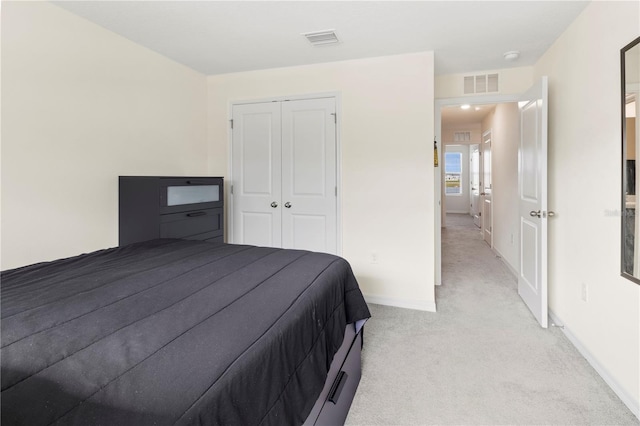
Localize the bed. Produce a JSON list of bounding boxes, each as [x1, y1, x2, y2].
[[1, 239, 370, 425]]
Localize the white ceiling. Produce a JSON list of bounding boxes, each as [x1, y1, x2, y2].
[[52, 1, 590, 76], [441, 103, 496, 127]]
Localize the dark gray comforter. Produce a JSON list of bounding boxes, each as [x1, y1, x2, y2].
[[1, 239, 370, 426]]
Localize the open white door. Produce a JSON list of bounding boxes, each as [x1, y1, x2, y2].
[[470, 145, 481, 227], [482, 130, 493, 246], [518, 76, 549, 328]]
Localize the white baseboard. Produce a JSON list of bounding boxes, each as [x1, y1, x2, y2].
[[548, 310, 640, 421], [445, 210, 471, 214], [492, 247, 518, 278], [363, 294, 437, 312]]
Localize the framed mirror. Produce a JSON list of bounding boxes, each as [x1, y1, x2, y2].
[[621, 36, 640, 284]]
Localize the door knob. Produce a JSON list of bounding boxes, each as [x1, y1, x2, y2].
[[547, 211, 556, 217], [284, 202, 292, 208], [481, 192, 486, 196], [530, 210, 541, 218], [271, 202, 278, 208]]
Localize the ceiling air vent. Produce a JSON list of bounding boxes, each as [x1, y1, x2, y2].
[[303, 30, 340, 46], [463, 73, 499, 94]]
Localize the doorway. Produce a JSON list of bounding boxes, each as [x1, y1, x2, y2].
[[434, 96, 520, 289], [435, 78, 550, 328]]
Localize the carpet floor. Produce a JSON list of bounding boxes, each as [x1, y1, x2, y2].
[[345, 213, 638, 425]]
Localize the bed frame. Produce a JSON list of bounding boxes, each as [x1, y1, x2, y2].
[[304, 321, 365, 425]]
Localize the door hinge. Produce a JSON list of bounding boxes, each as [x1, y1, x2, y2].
[[335, 186, 337, 196], [331, 113, 336, 124], [230, 119, 234, 129], [230, 185, 234, 195]]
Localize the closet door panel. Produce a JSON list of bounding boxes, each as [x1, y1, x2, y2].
[[291, 108, 327, 196], [281, 98, 337, 254], [242, 113, 275, 195], [291, 214, 327, 251], [232, 102, 282, 247], [241, 212, 276, 247]]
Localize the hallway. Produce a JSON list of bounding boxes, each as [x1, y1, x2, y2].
[[436, 213, 637, 423], [346, 213, 638, 425], [441, 212, 517, 308]]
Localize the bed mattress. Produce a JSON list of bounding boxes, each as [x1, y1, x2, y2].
[[1, 239, 370, 425]]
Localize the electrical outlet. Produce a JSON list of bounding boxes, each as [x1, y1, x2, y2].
[[581, 282, 589, 302], [370, 252, 379, 264]]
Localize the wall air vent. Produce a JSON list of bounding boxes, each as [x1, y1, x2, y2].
[[454, 131, 471, 142], [463, 73, 499, 94], [302, 30, 340, 46]]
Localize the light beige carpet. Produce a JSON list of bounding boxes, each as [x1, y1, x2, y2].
[[345, 213, 638, 425]]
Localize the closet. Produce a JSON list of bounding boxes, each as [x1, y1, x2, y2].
[[231, 97, 337, 254]]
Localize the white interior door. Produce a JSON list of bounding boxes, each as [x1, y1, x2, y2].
[[482, 130, 492, 246], [281, 98, 337, 254], [470, 144, 481, 227], [231, 102, 282, 247], [518, 77, 549, 328]]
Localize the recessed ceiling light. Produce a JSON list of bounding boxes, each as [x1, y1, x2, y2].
[[461, 104, 471, 110], [504, 51, 520, 61], [302, 30, 340, 46]]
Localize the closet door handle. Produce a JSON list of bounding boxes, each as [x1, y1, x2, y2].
[[271, 202, 278, 208], [284, 202, 292, 208]]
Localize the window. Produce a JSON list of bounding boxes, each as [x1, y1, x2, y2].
[[445, 152, 463, 195]]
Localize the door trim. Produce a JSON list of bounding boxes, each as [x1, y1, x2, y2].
[[434, 94, 519, 286], [227, 92, 343, 255], [482, 128, 493, 248]]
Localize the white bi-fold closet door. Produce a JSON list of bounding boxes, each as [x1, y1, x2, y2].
[[231, 97, 337, 255]]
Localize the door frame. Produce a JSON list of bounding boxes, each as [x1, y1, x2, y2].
[[435, 94, 519, 286], [227, 92, 343, 255], [482, 128, 493, 248], [470, 143, 481, 227]]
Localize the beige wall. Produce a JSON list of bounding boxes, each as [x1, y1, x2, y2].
[[208, 52, 436, 310], [534, 1, 640, 416], [442, 123, 482, 144], [1, 2, 208, 269], [481, 103, 520, 272]]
